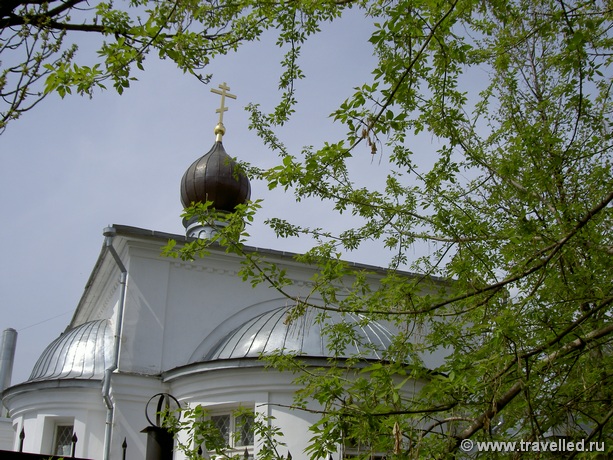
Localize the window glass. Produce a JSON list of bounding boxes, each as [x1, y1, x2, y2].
[[54, 425, 74, 456], [208, 410, 254, 450], [211, 414, 231, 444], [235, 413, 254, 447]]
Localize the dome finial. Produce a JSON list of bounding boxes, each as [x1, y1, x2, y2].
[[210, 82, 237, 142]]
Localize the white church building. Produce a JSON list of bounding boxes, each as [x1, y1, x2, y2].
[[0, 85, 444, 460]]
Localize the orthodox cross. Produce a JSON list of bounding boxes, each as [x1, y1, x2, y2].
[[211, 82, 237, 127]]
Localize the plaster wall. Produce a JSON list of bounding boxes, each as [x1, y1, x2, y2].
[[118, 241, 327, 376], [168, 365, 323, 460], [0, 417, 14, 450], [4, 382, 105, 456], [109, 373, 167, 460]]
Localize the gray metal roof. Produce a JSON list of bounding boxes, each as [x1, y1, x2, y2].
[[29, 319, 113, 382], [203, 307, 395, 361]]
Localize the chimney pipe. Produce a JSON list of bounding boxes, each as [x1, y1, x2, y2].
[[0, 328, 17, 417]]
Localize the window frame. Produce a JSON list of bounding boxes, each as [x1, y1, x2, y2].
[[205, 406, 255, 457], [52, 423, 75, 456]]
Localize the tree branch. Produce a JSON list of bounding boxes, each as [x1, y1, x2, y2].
[[455, 323, 613, 444]]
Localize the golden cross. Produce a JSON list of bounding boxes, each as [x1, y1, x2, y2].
[[210, 82, 237, 126]]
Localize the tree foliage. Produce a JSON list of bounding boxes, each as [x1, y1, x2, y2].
[[8, 0, 613, 458], [164, 405, 287, 460], [0, 0, 340, 132], [169, 0, 613, 457]]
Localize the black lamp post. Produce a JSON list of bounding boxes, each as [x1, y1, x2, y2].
[[141, 393, 181, 460]]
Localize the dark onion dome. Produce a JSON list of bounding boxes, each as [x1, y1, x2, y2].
[[200, 307, 395, 362], [28, 320, 113, 382], [180, 140, 251, 213]]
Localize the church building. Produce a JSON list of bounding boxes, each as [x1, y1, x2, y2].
[[0, 84, 441, 459]]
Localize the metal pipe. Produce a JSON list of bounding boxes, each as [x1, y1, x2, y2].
[[0, 328, 17, 417], [0, 328, 17, 390], [102, 226, 128, 460]]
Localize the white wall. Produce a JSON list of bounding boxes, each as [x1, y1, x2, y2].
[[118, 240, 325, 376], [110, 373, 168, 460], [0, 417, 14, 450], [169, 365, 323, 460], [3, 381, 106, 456]]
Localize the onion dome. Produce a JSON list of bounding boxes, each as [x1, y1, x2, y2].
[[28, 320, 113, 382], [180, 83, 250, 217], [180, 139, 251, 213], [199, 307, 394, 362]]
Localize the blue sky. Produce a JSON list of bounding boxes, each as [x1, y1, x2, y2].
[[0, 11, 403, 385]]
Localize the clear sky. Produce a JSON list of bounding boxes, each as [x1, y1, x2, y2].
[[0, 10, 412, 385]]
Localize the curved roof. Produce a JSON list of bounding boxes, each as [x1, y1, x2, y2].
[[180, 141, 251, 213], [201, 307, 394, 362], [29, 319, 113, 382]]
